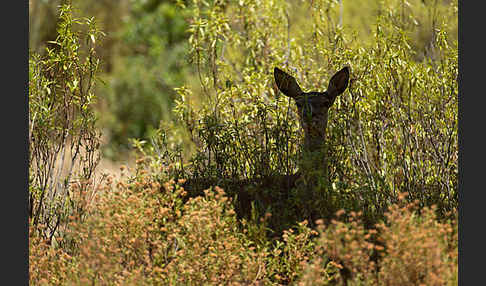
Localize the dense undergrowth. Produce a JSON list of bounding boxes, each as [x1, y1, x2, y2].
[[30, 162, 457, 285], [29, 0, 458, 285]]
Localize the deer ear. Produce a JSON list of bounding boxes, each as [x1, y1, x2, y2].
[[327, 66, 350, 97], [274, 67, 302, 98]]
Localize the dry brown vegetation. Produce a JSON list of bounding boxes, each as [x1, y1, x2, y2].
[[30, 160, 457, 285]]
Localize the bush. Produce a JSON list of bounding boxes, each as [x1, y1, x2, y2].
[[299, 194, 458, 285], [100, 0, 193, 156], [29, 166, 457, 285], [29, 2, 103, 242], [142, 0, 458, 228], [29, 158, 269, 285]]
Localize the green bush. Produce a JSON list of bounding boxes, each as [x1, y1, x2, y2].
[[142, 0, 458, 229], [29, 2, 103, 242], [100, 0, 193, 156]]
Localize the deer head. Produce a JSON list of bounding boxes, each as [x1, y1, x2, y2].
[[274, 66, 350, 175]]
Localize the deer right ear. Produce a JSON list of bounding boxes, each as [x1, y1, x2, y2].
[[327, 66, 350, 98], [274, 67, 302, 98]]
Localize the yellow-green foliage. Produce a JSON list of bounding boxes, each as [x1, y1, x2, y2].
[[29, 2, 103, 242], [162, 0, 458, 225]]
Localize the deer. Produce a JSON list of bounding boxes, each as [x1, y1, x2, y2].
[[179, 66, 350, 225], [273, 66, 350, 184]]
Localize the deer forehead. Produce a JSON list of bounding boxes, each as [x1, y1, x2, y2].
[[294, 92, 332, 112]]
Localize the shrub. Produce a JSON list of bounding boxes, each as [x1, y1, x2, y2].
[[299, 194, 458, 285], [29, 2, 103, 242], [29, 224, 76, 285], [100, 0, 193, 156], [376, 200, 458, 285], [144, 0, 458, 228], [35, 160, 267, 285], [30, 171, 457, 285], [264, 220, 318, 284]]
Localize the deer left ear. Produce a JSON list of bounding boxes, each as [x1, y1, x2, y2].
[[274, 67, 303, 98], [327, 66, 350, 97]]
